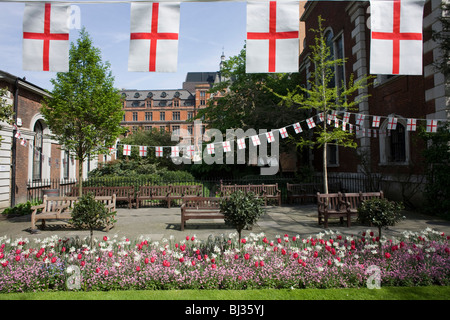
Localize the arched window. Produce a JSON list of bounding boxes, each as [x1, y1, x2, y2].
[[379, 117, 410, 165], [33, 121, 43, 181], [388, 123, 406, 162]]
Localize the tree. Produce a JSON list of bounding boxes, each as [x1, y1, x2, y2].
[[432, 1, 450, 77], [41, 28, 125, 196], [276, 17, 373, 194], [0, 88, 14, 145]]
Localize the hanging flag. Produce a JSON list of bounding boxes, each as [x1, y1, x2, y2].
[[372, 116, 381, 128], [21, 139, 27, 147], [23, 3, 70, 72], [222, 141, 231, 152], [237, 138, 246, 150], [356, 114, 365, 126], [342, 122, 347, 131], [186, 145, 195, 157], [123, 144, 132, 156], [426, 119, 438, 133], [246, 1, 299, 73], [293, 122, 302, 134], [343, 112, 350, 123], [207, 143, 215, 155], [266, 131, 275, 143], [251, 135, 261, 146], [139, 146, 147, 157], [155, 146, 163, 157], [306, 117, 316, 129], [128, 2, 180, 72], [279, 127, 288, 139], [171, 146, 179, 157], [109, 146, 115, 155], [406, 118, 417, 131], [370, 0, 425, 75], [318, 113, 325, 123], [387, 117, 398, 130]]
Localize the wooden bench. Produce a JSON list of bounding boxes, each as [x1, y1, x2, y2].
[[287, 183, 321, 204], [317, 191, 384, 228], [136, 185, 203, 208], [30, 194, 116, 232], [219, 183, 281, 206], [70, 186, 135, 209], [180, 197, 224, 231]]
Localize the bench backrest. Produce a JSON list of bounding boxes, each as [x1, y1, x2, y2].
[[317, 192, 344, 211], [102, 186, 134, 198], [360, 191, 384, 202], [149, 185, 171, 197], [181, 185, 203, 197], [43, 195, 79, 212], [182, 197, 221, 209], [71, 187, 104, 197], [263, 184, 279, 196]]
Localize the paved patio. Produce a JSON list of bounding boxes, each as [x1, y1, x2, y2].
[[1, 204, 449, 242]]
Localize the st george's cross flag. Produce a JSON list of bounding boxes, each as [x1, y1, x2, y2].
[[128, 2, 180, 72], [246, 1, 299, 73], [23, 3, 70, 72], [370, 0, 425, 75], [139, 146, 147, 157], [123, 145, 132, 156]]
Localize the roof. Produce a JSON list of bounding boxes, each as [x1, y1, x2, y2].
[[120, 89, 195, 101]]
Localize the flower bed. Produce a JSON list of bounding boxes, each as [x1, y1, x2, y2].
[[0, 228, 449, 293]]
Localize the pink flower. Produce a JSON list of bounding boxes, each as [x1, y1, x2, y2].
[[104, 270, 109, 276], [96, 268, 100, 273], [80, 261, 85, 267], [150, 257, 156, 263], [211, 264, 216, 269], [179, 257, 184, 263], [234, 254, 239, 260], [241, 239, 246, 244], [108, 251, 113, 258], [1, 261, 8, 267], [191, 236, 195, 241], [327, 260, 332, 266]]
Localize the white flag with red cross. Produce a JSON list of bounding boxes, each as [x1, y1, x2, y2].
[[370, 0, 425, 75], [128, 2, 180, 72], [222, 141, 231, 152], [207, 143, 215, 155], [171, 146, 180, 157], [279, 127, 288, 139], [123, 145, 132, 156], [139, 146, 147, 157], [23, 3, 70, 72], [246, 1, 299, 73], [306, 118, 316, 130], [155, 146, 163, 157], [406, 118, 417, 131], [426, 119, 438, 133], [237, 138, 246, 150]]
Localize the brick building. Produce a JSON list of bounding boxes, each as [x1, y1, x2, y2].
[[120, 71, 221, 138], [298, 0, 448, 203], [0, 70, 101, 208]]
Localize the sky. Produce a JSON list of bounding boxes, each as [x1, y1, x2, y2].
[[0, 0, 247, 91]]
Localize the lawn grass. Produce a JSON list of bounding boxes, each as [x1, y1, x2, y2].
[[1, 286, 449, 300]]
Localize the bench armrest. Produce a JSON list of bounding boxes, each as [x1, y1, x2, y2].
[[31, 204, 45, 210]]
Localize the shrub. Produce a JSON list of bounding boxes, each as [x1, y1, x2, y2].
[[357, 198, 405, 241], [70, 193, 116, 248], [220, 190, 265, 244], [1, 200, 42, 216]]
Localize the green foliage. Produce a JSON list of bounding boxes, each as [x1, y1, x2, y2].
[[0, 87, 14, 145], [220, 190, 265, 242], [419, 122, 450, 219], [357, 198, 405, 238], [432, 1, 450, 77], [1, 200, 42, 216], [70, 193, 116, 247], [41, 28, 125, 195]]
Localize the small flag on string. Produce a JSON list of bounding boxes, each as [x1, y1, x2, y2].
[[306, 117, 316, 129], [237, 138, 246, 150], [21, 139, 27, 146], [171, 146, 179, 157], [139, 146, 147, 157], [123, 144, 131, 156], [426, 119, 438, 133], [293, 122, 302, 134], [356, 114, 365, 126], [279, 127, 288, 139], [372, 116, 381, 128], [387, 117, 398, 130], [318, 113, 324, 123], [207, 143, 215, 155], [343, 112, 350, 123], [155, 146, 163, 157], [251, 135, 261, 146], [266, 131, 275, 143], [186, 145, 195, 157], [407, 118, 417, 131], [342, 122, 347, 131], [222, 141, 231, 152], [109, 146, 115, 155]]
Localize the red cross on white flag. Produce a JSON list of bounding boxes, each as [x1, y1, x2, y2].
[[186, 145, 195, 156], [356, 114, 365, 126], [237, 138, 246, 150], [109, 146, 115, 155], [293, 122, 302, 134], [370, 0, 425, 75], [342, 122, 347, 131], [246, 1, 299, 73], [426, 119, 438, 133], [266, 132, 275, 143], [207, 143, 215, 155], [406, 118, 417, 131], [388, 117, 398, 130], [318, 113, 325, 122], [171, 146, 179, 157], [123, 145, 131, 156], [306, 118, 316, 129], [222, 141, 231, 152], [129, 2, 180, 72], [343, 112, 350, 123], [279, 127, 288, 139], [155, 146, 163, 157], [23, 3, 70, 72], [372, 116, 381, 128], [251, 135, 261, 146], [139, 146, 147, 157]]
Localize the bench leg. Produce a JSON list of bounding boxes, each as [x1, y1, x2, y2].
[[324, 214, 328, 228]]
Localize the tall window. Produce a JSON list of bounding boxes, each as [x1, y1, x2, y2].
[[388, 124, 406, 162], [380, 118, 409, 165], [32, 121, 43, 181], [173, 99, 179, 107], [160, 112, 165, 121], [324, 29, 335, 88], [187, 111, 194, 120], [132, 112, 138, 121], [172, 111, 180, 120], [145, 112, 152, 121], [334, 34, 345, 92], [63, 151, 70, 180]]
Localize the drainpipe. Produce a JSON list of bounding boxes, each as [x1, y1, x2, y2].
[[11, 78, 19, 207]]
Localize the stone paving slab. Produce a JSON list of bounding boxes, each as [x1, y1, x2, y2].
[[0, 204, 449, 243]]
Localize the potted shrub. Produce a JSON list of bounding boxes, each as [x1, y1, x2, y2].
[[70, 193, 116, 248], [357, 198, 405, 248], [219, 190, 265, 246]]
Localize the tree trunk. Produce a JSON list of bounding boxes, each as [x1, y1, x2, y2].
[[78, 158, 83, 199], [323, 141, 329, 195]]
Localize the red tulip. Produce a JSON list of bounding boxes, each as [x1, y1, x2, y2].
[[145, 257, 149, 264], [313, 251, 318, 258], [244, 253, 250, 260], [211, 264, 216, 269], [80, 261, 85, 267], [385, 252, 391, 259], [15, 255, 20, 262], [51, 257, 57, 263], [150, 257, 156, 263], [259, 261, 264, 267], [136, 266, 140, 271], [191, 260, 196, 266], [103, 236, 108, 241]]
